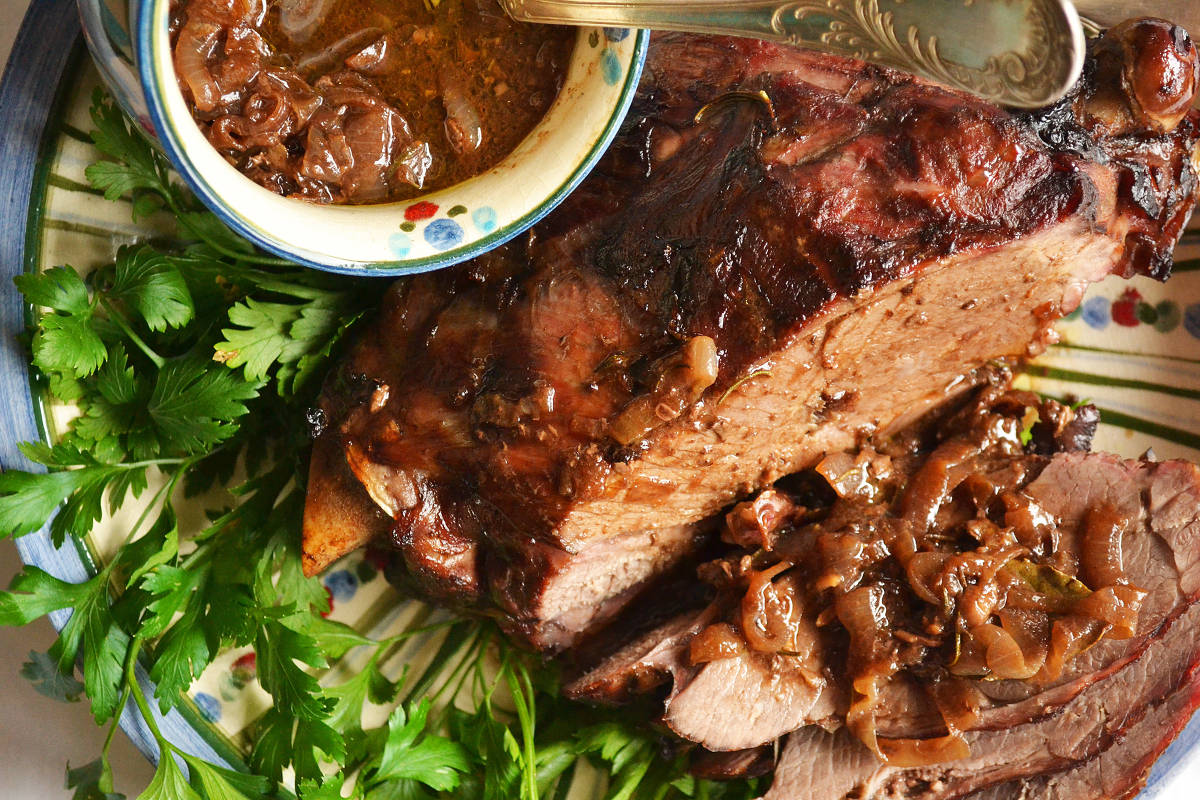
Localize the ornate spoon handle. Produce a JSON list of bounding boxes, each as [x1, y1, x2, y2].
[[502, 0, 1086, 108]]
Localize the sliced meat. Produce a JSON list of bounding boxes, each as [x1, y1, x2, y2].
[[303, 439, 714, 653], [963, 667, 1200, 799], [490, 522, 713, 651], [307, 22, 1200, 609], [689, 745, 775, 781], [764, 595, 1200, 799], [661, 648, 840, 751], [565, 607, 716, 703], [650, 453, 1200, 752]]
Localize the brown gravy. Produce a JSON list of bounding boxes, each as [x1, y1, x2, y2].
[[171, 0, 574, 204]]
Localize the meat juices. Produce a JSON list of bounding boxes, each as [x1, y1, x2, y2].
[[170, 0, 572, 203]]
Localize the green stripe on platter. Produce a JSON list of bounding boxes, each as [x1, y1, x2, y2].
[[1024, 364, 1200, 400], [1050, 341, 1200, 366], [43, 217, 123, 237], [47, 172, 109, 197], [1094, 407, 1200, 451], [60, 122, 91, 143]]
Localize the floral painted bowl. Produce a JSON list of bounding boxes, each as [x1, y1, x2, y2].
[[75, 0, 648, 274]]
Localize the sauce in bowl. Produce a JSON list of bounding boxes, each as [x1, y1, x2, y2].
[[171, 0, 574, 204]]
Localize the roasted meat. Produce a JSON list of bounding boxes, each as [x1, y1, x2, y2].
[[303, 23, 1199, 647], [568, 375, 1200, 771], [765, 593, 1200, 799], [962, 666, 1200, 799]]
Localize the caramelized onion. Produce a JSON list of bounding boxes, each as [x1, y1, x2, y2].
[[905, 551, 951, 606], [683, 335, 719, 393], [440, 70, 484, 154], [899, 439, 978, 532], [689, 622, 747, 664], [971, 622, 1039, 680], [609, 396, 656, 446], [928, 677, 984, 732], [949, 626, 989, 678], [609, 337, 720, 445], [1039, 616, 1106, 682], [1003, 492, 1058, 551], [740, 561, 798, 652], [724, 489, 793, 551], [960, 576, 1002, 629], [1073, 584, 1146, 639], [296, 27, 385, 75], [996, 606, 1049, 676], [278, 0, 336, 43], [876, 733, 970, 767], [175, 21, 223, 113], [816, 448, 892, 502], [1080, 502, 1129, 588]]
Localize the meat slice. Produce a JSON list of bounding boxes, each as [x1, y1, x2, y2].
[[489, 522, 713, 651], [764, 595, 1200, 799], [648, 454, 1200, 752], [304, 426, 713, 651], [566, 606, 716, 702], [963, 669, 1200, 800], [662, 648, 841, 751], [306, 21, 1200, 614]]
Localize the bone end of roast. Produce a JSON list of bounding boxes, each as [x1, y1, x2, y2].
[[301, 433, 391, 577]]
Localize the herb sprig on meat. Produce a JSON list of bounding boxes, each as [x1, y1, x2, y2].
[[0, 92, 759, 800]]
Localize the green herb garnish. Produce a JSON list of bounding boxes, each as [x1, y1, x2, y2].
[[0, 92, 760, 800]]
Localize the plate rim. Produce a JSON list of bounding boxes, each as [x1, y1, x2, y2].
[[3, 2, 1200, 795], [0, 0, 240, 773]]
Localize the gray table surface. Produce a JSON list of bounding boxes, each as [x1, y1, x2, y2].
[[0, 4, 1198, 799]]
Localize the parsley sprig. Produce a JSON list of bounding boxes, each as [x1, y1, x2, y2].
[[0, 92, 761, 800]]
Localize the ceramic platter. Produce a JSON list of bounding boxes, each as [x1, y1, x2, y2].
[[3, 1, 1200, 797]]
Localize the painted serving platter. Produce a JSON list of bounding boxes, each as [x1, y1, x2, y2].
[[3, 1, 1200, 796]]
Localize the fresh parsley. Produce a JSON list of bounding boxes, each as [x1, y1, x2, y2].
[[0, 92, 761, 800]]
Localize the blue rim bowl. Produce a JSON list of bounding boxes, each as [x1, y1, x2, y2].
[[81, 0, 647, 275]]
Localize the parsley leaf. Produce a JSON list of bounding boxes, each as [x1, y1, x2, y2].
[[84, 88, 175, 209], [35, 313, 109, 378], [148, 603, 214, 712], [179, 753, 270, 800], [109, 247, 195, 332], [137, 753, 200, 800], [254, 617, 332, 720], [66, 758, 125, 800], [371, 700, 470, 792], [0, 566, 103, 626], [0, 468, 103, 540], [15, 265, 91, 314], [298, 775, 362, 800], [145, 355, 261, 456], [22, 649, 84, 703]]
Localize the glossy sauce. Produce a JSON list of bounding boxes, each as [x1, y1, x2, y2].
[[172, 0, 574, 204]]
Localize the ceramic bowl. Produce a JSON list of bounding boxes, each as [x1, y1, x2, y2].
[[75, 0, 648, 274]]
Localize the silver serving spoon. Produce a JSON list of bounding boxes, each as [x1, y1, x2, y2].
[[501, 0, 1087, 108]]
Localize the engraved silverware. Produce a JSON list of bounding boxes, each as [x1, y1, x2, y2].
[[501, 0, 1087, 109]]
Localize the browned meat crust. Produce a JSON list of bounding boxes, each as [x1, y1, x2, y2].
[[301, 21, 1200, 660]]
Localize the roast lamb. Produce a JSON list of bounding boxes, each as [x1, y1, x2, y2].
[[301, 18, 1200, 657], [563, 370, 1200, 796]]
